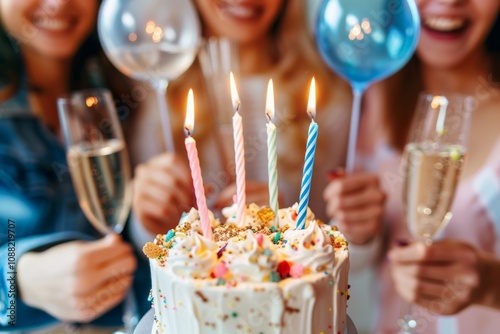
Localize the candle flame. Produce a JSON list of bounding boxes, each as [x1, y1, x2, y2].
[[307, 77, 316, 120], [184, 89, 195, 136], [266, 79, 274, 122], [230, 72, 241, 113]]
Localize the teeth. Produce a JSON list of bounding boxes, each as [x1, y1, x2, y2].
[[424, 17, 466, 32], [34, 16, 71, 31], [220, 2, 259, 19]]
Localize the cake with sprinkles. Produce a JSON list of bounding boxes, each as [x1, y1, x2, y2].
[[143, 203, 350, 334]]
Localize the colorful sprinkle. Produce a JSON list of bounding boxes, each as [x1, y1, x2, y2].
[[214, 262, 228, 278], [165, 230, 175, 242], [255, 233, 264, 247], [290, 263, 305, 278], [277, 261, 290, 279], [270, 271, 280, 282], [273, 232, 282, 244]]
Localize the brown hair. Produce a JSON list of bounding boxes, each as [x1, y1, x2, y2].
[[379, 57, 423, 152]]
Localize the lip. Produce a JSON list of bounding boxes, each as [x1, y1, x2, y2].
[[217, 1, 264, 21], [421, 16, 470, 41]]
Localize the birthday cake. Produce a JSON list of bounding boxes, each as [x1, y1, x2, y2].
[[143, 203, 350, 334]]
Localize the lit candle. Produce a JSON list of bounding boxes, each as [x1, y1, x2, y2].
[[230, 72, 246, 226], [184, 89, 212, 239], [296, 78, 318, 230], [266, 79, 279, 221]]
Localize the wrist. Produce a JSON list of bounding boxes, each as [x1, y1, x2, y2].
[[476, 251, 500, 310], [17, 252, 40, 307]]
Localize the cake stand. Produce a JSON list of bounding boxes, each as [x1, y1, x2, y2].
[[134, 309, 358, 334]]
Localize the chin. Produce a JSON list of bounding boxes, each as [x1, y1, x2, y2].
[[32, 43, 82, 61]]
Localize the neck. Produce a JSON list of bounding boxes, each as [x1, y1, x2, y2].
[[238, 37, 277, 75], [22, 48, 72, 130], [421, 48, 491, 95]]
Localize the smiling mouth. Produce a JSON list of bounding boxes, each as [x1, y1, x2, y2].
[[423, 17, 468, 33], [32, 14, 74, 32], [218, 1, 263, 20]]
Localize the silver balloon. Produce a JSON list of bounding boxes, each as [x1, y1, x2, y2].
[[98, 0, 201, 151]]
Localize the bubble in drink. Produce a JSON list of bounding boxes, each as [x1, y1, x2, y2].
[[402, 143, 466, 242], [67, 139, 132, 234]]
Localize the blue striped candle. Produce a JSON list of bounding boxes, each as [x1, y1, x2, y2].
[[296, 78, 317, 229]]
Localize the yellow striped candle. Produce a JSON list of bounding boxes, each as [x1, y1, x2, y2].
[[296, 78, 317, 230], [230, 72, 246, 226], [266, 79, 279, 223]]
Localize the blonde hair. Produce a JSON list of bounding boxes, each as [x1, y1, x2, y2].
[[167, 0, 351, 144]]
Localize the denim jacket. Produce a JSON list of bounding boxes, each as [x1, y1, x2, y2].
[[0, 85, 150, 330]]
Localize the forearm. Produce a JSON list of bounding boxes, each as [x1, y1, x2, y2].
[[477, 251, 500, 310]]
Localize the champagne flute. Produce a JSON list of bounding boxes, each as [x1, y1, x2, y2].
[[315, 0, 420, 172], [57, 89, 136, 333], [399, 93, 474, 333], [98, 0, 201, 152]]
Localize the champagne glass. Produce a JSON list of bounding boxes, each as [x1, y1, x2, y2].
[[98, 0, 201, 152], [316, 0, 420, 171], [399, 93, 474, 333], [57, 89, 136, 333]]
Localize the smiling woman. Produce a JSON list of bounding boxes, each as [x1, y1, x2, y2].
[[195, 0, 284, 45], [0, 0, 150, 331], [320, 0, 500, 332], [0, 0, 97, 59], [131, 0, 353, 237]]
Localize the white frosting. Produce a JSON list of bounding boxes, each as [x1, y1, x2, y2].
[[279, 220, 335, 272], [277, 202, 315, 229], [167, 232, 218, 279], [221, 202, 262, 226], [222, 230, 278, 282], [179, 207, 220, 234]]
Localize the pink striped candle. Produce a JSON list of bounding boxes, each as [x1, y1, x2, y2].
[[184, 89, 212, 239], [230, 72, 246, 226]]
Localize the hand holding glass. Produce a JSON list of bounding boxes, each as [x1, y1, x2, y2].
[[399, 93, 474, 333], [58, 89, 136, 332]]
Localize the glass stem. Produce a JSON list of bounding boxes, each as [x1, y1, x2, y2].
[[346, 88, 364, 173], [155, 79, 176, 152], [123, 289, 139, 334]]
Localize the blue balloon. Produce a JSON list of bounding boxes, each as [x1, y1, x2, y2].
[[316, 0, 420, 92]]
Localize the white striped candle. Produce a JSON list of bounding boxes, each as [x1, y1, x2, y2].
[[266, 79, 279, 224], [296, 78, 317, 230], [230, 72, 246, 226]]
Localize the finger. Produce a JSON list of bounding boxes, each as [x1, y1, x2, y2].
[[335, 205, 383, 223], [75, 235, 132, 267], [77, 254, 137, 295], [77, 239, 136, 272], [330, 173, 380, 195], [136, 196, 183, 223], [70, 275, 133, 323], [214, 183, 237, 208], [135, 170, 192, 206], [336, 219, 380, 245], [337, 186, 385, 210], [392, 268, 443, 302], [389, 242, 462, 264]]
